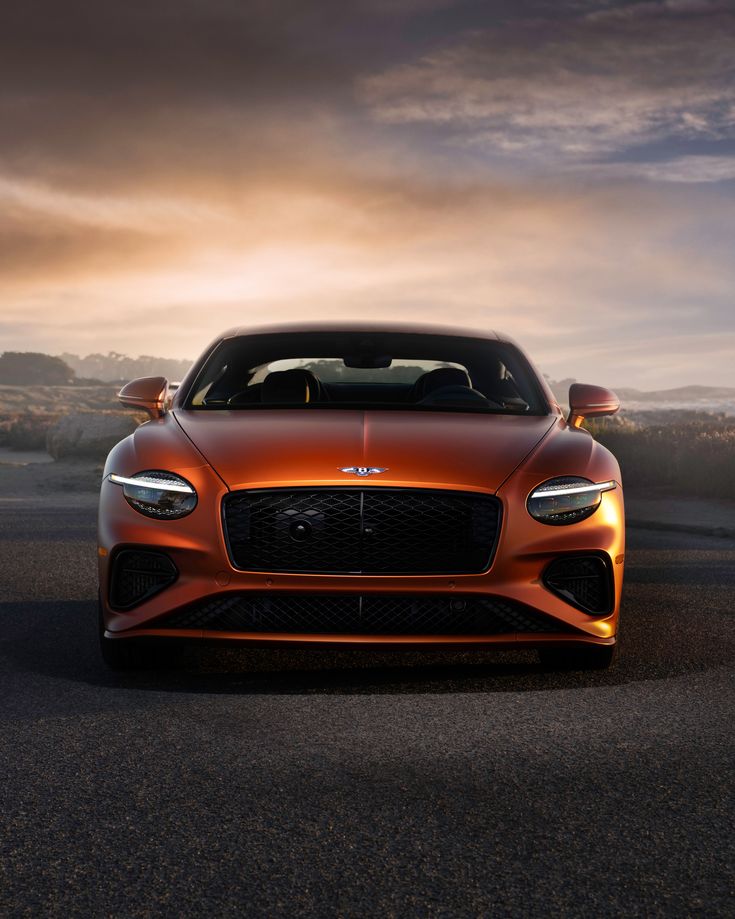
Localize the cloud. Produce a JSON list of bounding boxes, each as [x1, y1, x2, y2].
[[584, 0, 730, 21], [1, 160, 733, 387], [359, 1, 735, 162], [584, 154, 735, 182], [0, 1, 732, 388]]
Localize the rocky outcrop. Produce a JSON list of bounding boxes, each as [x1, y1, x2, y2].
[[46, 410, 145, 460]]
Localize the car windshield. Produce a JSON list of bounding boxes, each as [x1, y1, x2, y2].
[[185, 331, 547, 414]]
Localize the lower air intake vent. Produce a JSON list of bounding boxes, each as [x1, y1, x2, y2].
[[544, 555, 613, 615], [109, 550, 178, 610], [158, 593, 567, 635]]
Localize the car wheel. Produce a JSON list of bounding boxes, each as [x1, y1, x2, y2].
[[98, 596, 176, 671], [538, 643, 616, 671]]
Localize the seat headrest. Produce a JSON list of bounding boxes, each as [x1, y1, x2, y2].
[[419, 385, 489, 406], [261, 369, 319, 404], [413, 367, 472, 400], [485, 376, 529, 410]]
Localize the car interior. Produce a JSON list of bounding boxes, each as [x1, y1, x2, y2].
[[187, 332, 544, 414]]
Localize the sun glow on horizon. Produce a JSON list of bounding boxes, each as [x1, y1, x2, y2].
[[0, 1, 733, 388]]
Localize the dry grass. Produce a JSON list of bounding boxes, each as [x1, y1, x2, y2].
[[589, 418, 735, 499], [0, 412, 62, 450], [2, 384, 733, 501], [0, 385, 133, 453]]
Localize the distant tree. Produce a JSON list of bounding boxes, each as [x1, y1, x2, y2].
[[544, 377, 577, 403], [60, 351, 192, 382], [0, 352, 75, 385]]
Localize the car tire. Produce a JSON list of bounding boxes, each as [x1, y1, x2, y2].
[[538, 643, 616, 671], [98, 596, 176, 671]]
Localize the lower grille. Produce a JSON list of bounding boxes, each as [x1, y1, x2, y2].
[[223, 487, 501, 574], [109, 550, 178, 611], [544, 555, 613, 614], [158, 593, 566, 635]]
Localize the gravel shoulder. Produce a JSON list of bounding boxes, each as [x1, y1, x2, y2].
[[0, 453, 102, 502], [2, 455, 733, 537], [625, 488, 735, 537]]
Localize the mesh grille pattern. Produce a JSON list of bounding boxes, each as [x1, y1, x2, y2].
[[544, 555, 612, 614], [109, 550, 178, 610], [223, 488, 500, 574], [159, 593, 565, 635]]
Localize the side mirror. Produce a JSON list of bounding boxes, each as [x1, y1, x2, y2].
[[568, 383, 619, 429], [118, 376, 169, 419]]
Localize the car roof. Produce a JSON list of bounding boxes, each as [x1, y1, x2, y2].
[[222, 321, 511, 343]]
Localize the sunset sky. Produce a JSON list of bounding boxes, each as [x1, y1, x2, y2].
[[1, 0, 733, 388]]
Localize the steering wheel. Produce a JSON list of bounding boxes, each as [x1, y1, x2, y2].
[[419, 385, 503, 408]]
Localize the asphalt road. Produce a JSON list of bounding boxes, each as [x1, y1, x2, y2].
[[1, 495, 733, 918]]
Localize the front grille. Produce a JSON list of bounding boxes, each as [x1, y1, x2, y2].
[[109, 549, 178, 610], [158, 593, 566, 635], [222, 488, 501, 574], [543, 555, 613, 614]]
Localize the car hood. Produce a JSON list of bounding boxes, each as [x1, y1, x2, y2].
[[173, 409, 556, 493]]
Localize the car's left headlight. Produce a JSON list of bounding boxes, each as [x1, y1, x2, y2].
[[109, 471, 197, 519], [527, 476, 616, 525]]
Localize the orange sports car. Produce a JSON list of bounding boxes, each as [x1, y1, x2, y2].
[[98, 323, 624, 670]]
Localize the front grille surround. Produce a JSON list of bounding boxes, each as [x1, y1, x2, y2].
[[158, 592, 568, 636], [222, 487, 501, 575]]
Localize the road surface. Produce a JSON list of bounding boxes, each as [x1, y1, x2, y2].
[[1, 494, 733, 917]]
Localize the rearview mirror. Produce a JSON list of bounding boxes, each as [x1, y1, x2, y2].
[[343, 354, 393, 369], [568, 383, 620, 429], [118, 376, 169, 419]]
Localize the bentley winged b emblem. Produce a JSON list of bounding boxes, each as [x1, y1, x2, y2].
[[339, 466, 388, 478]]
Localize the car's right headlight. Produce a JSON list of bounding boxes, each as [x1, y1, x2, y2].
[[109, 471, 197, 519], [527, 477, 616, 526]]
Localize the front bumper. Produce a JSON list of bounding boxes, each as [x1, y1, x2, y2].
[[98, 474, 624, 648]]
